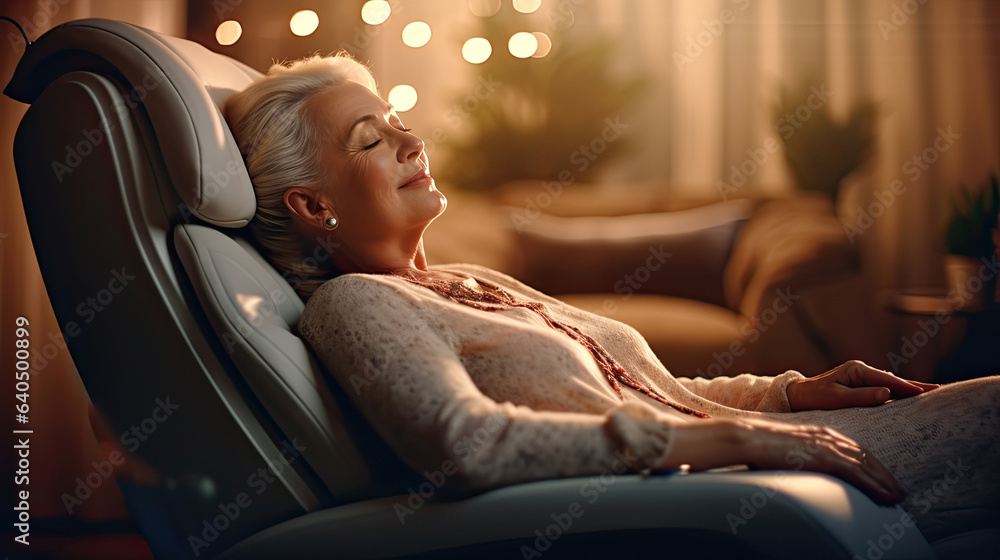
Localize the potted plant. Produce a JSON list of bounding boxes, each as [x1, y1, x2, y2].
[[772, 81, 878, 203], [438, 5, 648, 192], [944, 174, 999, 310]]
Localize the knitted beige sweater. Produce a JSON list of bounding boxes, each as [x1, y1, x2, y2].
[[299, 264, 999, 542]]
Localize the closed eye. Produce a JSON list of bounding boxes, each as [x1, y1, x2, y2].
[[361, 127, 412, 150]]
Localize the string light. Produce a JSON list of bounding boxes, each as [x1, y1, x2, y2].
[[388, 85, 418, 112], [508, 32, 538, 58], [531, 32, 552, 58], [289, 10, 319, 36], [402, 21, 432, 48], [462, 37, 493, 64], [513, 0, 541, 14], [361, 0, 391, 25], [215, 20, 242, 45], [468, 0, 501, 17]]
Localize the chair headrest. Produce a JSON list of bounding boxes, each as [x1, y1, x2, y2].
[[4, 18, 261, 227]]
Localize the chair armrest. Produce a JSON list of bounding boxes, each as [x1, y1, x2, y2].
[[218, 471, 935, 560]]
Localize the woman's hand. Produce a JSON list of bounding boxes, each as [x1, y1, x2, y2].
[[741, 419, 905, 505], [786, 360, 939, 412], [662, 418, 906, 506]]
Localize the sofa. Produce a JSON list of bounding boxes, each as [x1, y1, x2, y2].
[[424, 183, 894, 378]]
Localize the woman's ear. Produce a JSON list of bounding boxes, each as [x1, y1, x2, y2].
[[283, 187, 336, 230]]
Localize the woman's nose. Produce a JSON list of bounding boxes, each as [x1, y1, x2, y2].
[[398, 131, 425, 163]]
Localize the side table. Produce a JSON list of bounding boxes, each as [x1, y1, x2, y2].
[[880, 289, 1000, 383]]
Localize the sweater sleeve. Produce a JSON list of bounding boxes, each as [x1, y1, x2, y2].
[[677, 370, 805, 413], [298, 274, 679, 493]]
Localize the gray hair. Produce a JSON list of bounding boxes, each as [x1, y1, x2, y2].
[[223, 52, 377, 299]]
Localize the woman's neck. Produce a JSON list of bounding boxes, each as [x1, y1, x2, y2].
[[329, 232, 431, 276]]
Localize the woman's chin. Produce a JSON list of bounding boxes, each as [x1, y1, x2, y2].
[[423, 186, 447, 218], [406, 189, 447, 228], [435, 190, 448, 216]]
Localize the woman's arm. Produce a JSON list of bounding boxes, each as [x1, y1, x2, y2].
[[301, 274, 905, 504], [786, 360, 937, 411], [299, 275, 680, 492], [662, 418, 905, 505], [677, 360, 937, 413], [676, 371, 805, 412]]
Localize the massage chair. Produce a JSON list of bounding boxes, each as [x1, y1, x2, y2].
[[5, 18, 939, 559]]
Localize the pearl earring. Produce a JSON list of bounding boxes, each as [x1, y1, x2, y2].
[[324, 217, 339, 230]]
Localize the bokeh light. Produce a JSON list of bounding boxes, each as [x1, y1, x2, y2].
[[402, 21, 432, 48], [361, 0, 391, 25], [289, 10, 319, 36], [388, 85, 418, 112], [513, 0, 542, 14], [215, 20, 242, 45], [508, 32, 538, 58], [462, 37, 493, 64], [468, 0, 501, 18], [531, 32, 552, 57]]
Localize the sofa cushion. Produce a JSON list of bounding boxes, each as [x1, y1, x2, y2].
[[556, 293, 754, 377], [512, 200, 754, 308], [559, 292, 830, 378]]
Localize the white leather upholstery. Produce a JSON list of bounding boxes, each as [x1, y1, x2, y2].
[[219, 471, 938, 560], [6, 18, 259, 227], [174, 224, 373, 499]]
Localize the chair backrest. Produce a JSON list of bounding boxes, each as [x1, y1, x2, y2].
[[5, 18, 393, 559]]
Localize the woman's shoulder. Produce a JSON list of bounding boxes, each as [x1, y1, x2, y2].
[[308, 271, 396, 300], [301, 273, 428, 327]]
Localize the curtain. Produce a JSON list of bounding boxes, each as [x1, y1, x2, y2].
[[588, 0, 999, 290], [368, 0, 997, 289]]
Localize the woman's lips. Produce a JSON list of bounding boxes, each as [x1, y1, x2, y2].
[[399, 170, 432, 189]]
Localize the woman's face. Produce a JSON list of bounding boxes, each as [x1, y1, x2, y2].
[[308, 80, 446, 250]]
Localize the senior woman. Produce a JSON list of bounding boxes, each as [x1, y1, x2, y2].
[[223, 53, 999, 545]]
